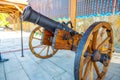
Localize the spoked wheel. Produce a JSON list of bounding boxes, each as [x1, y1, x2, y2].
[[29, 26, 57, 59], [74, 22, 114, 80]]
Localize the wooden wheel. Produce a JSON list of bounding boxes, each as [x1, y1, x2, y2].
[[29, 26, 57, 59], [74, 22, 114, 80]]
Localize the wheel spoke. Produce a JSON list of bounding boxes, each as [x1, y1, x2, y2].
[[53, 49, 57, 54], [100, 50, 111, 54], [97, 37, 110, 50], [99, 62, 110, 79], [90, 62, 93, 80], [83, 55, 91, 65], [33, 37, 42, 40], [79, 56, 84, 79], [46, 46, 50, 56], [96, 71, 106, 80], [83, 61, 92, 80], [92, 31, 98, 50], [39, 46, 47, 54], [93, 62, 101, 78], [88, 40, 93, 54], [32, 44, 43, 49], [38, 29, 42, 33]]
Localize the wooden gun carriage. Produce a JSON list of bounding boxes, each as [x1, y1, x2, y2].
[[22, 6, 114, 80]]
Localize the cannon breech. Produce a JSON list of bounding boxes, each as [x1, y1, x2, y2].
[[22, 6, 78, 35]]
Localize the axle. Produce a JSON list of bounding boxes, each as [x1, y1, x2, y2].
[[84, 50, 110, 66]]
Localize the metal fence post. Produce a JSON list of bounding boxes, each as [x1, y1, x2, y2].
[[20, 16, 24, 57]]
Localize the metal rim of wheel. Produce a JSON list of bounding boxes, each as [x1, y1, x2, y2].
[[74, 22, 114, 80], [29, 26, 57, 59]]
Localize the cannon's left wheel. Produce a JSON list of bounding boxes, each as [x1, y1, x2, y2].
[[74, 22, 114, 80], [29, 26, 57, 59]]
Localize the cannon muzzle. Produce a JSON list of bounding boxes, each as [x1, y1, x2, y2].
[[23, 6, 58, 32], [22, 6, 78, 35]]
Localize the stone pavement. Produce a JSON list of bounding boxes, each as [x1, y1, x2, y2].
[[0, 31, 120, 80]]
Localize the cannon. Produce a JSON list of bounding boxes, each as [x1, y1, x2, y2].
[[22, 6, 114, 80]]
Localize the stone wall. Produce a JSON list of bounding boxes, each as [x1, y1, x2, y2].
[[76, 15, 120, 48]]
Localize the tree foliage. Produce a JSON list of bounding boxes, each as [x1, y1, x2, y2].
[[0, 13, 9, 27]]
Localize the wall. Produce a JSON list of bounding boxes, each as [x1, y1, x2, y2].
[[76, 15, 120, 48]]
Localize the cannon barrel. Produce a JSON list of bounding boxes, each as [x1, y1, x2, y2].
[[22, 6, 78, 35]]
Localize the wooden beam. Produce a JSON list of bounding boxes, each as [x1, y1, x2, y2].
[[112, 0, 117, 15], [13, 16, 17, 31], [70, 0, 77, 30], [0, 11, 13, 13], [0, 0, 27, 6], [9, 14, 15, 19], [0, 1, 24, 13], [14, 5, 23, 13]]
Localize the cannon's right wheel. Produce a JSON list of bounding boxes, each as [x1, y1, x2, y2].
[[74, 22, 114, 80], [29, 26, 57, 59]]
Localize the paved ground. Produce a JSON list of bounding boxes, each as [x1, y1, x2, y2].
[[0, 31, 120, 80]]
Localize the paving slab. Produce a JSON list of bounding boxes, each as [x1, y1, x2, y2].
[[19, 59, 54, 80], [36, 59, 65, 78], [53, 72, 74, 80], [6, 69, 29, 80], [111, 75, 120, 80], [0, 63, 5, 80], [48, 50, 75, 76]]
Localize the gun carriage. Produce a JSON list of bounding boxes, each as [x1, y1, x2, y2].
[[22, 6, 114, 80]]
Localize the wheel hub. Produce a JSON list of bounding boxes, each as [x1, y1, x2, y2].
[[91, 50, 110, 66]]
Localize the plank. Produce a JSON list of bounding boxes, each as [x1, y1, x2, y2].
[[20, 61, 54, 80], [48, 50, 75, 76], [14, 51, 53, 80], [3, 53, 22, 73], [26, 50, 41, 62], [14, 51, 36, 63], [53, 72, 74, 80], [105, 71, 114, 80], [108, 62, 120, 76], [36, 59, 65, 77], [6, 69, 29, 80], [0, 63, 5, 80], [111, 75, 120, 80]]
